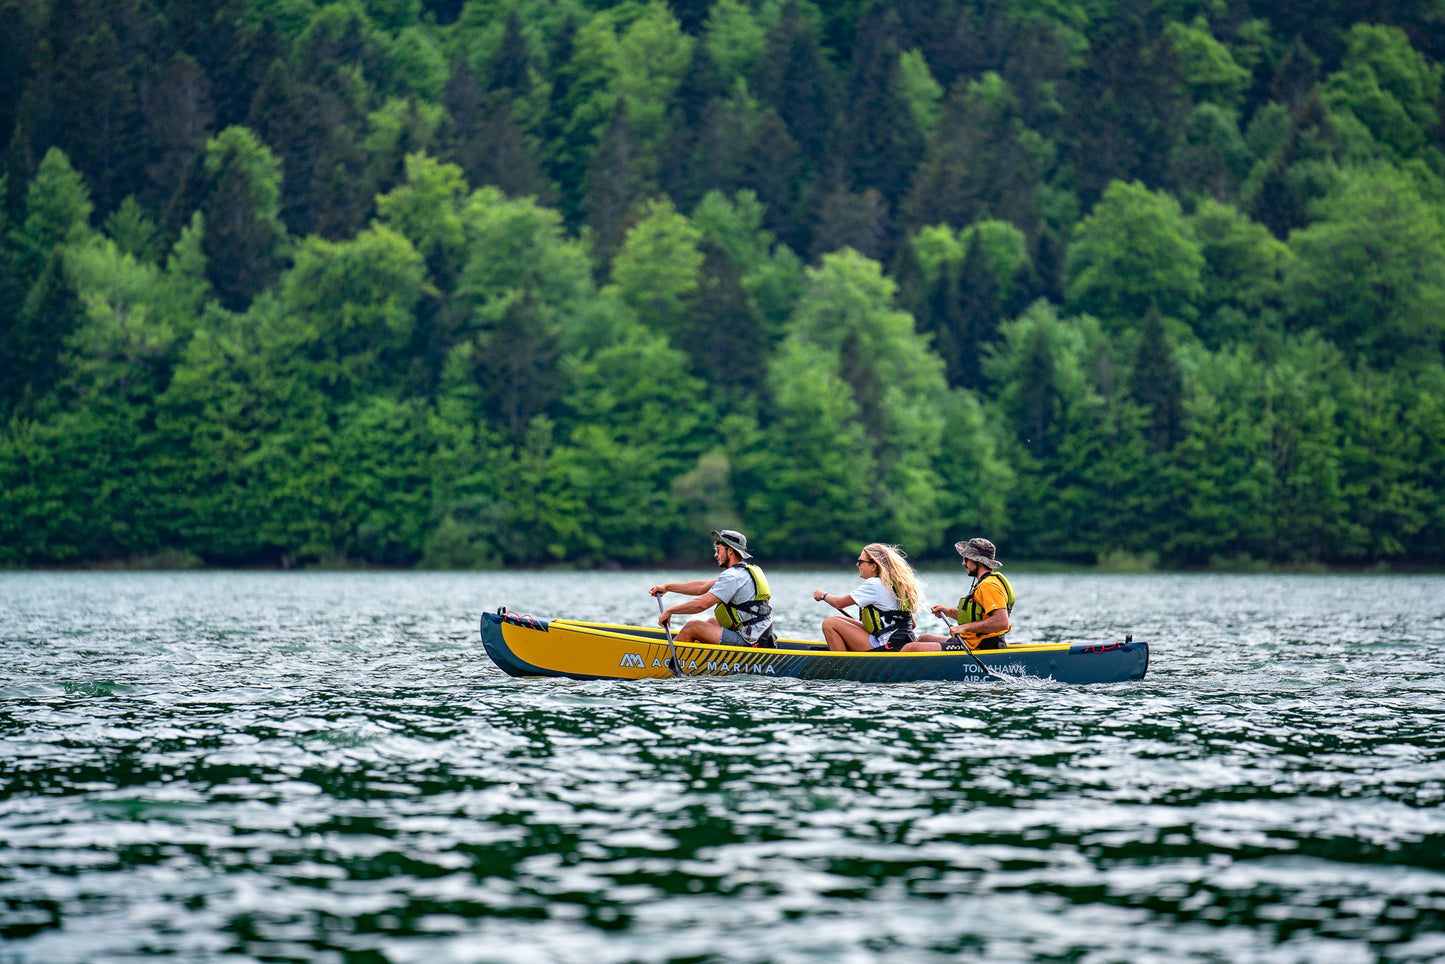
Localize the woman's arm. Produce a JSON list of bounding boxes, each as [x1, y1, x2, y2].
[[813, 589, 858, 610]]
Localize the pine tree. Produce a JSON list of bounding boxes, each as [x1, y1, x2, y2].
[[1130, 312, 1184, 452], [583, 100, 645, 272], [199, 126, 286, 312]]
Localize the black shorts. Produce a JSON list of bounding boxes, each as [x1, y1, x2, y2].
[[870, 631, 916, 653]]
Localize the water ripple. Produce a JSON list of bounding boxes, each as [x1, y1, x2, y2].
[[2, 571, 1444, 962]]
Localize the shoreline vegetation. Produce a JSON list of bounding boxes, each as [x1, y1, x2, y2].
[[7, 553, 1435, 576], [3, 1, 1444, 572]]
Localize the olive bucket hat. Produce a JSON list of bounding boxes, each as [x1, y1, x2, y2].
[[711, 528, 753, 560], [955, 537, 1002, 569]]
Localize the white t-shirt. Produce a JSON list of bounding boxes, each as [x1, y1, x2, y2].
[[850, 576, 900, 611], [850, 576, 909, 647], [712, 565, 773, 644]]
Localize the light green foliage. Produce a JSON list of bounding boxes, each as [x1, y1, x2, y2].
[[691, 189, 804, 332], [607, 196, 703, 336], [383, 26, 448, 100], [1325, 24, 1442, 165], [363, 98, 444, 173], [1065, 180, 1204, 326], [775, 249, 948, 549], [20, 149, 94, 256], [980, 301, 1118, 558], [1165, 17, 1251, 107], [910, 225, 964, 285], [704, 0, 767, 82], [279, 225, 433, 398], [962, 220, 1030, 303], [932, 388, 1015, 540], [908, 220, 1028, 295], [103, 197, 161, 263], [565, 2, 693, 168], [740, 336, 874, 558], [62, 240, 183, 404], [1187, 198, 1289, 346], [455, 185, 596, 350], [1283, 164, 1445, 367], [158, 214, 211, 339], [614, 3, 694, 143], [897, 49, 943, 138], [375, 153, 470, 276]]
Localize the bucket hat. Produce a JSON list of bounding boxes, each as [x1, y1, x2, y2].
[[954, 537, 1002, 569], [711, 529, 753, 560]]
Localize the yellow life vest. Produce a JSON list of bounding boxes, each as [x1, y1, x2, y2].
[[958, 571, 1014, 642], [714, 564, 772, 630], [860, 601, 913, 638]]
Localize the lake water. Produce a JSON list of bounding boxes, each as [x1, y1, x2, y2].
[[2, 569, 1443, 963]]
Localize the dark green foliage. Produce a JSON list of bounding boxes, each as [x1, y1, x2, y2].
[[2, 249, 85, 419], [901, 72, 1052, 239], [3, 0, 155, 215], [198, 127, 286, 312], [1, 149, 92, 420], [753, 3, 838, 164], [1064, 0, 1189, 205], [4, 0, 1445, 570], [838, 5, 922, 211], [583, 100, 646, 270], [1130, 312, 1184, 452]]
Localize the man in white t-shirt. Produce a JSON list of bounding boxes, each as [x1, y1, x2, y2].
[[651, 529, 776, 648]]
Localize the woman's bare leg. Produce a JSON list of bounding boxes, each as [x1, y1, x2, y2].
[[822, 614, 874, 651]]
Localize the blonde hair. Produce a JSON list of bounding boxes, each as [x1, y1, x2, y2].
[[861, 543, 922, 612]]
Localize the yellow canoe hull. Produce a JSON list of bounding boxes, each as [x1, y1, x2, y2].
[[480, 610, 1149, 684]]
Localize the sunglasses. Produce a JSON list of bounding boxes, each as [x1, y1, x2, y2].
[[856, 558, 872, 566]]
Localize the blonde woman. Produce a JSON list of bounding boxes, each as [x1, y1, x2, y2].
[[812, 543, 923, 651]]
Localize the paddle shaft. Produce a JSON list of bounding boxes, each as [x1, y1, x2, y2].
[[657, 594, 683, 678], [940, 613, 1013, 683]]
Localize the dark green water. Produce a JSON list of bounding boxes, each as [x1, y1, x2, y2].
[[2, 570, 1443, 963]]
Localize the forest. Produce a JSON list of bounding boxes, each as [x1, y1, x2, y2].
[[1, 0, 1444, 569]]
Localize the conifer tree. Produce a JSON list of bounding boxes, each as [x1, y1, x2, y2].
[[1130, 312, 1184, 452], [199, 126, 286, 313]]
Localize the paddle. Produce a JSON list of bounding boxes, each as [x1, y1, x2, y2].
[[657, 594, 683, 678], [940, 613, 1015, 684]]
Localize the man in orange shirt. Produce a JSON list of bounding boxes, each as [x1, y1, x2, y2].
[[902, 537, 1014, 652]]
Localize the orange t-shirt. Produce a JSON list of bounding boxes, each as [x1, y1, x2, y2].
[[962, 576, 1011, 647]]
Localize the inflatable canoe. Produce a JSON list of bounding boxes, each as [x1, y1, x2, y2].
[[480, 609, 1149, 684]]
